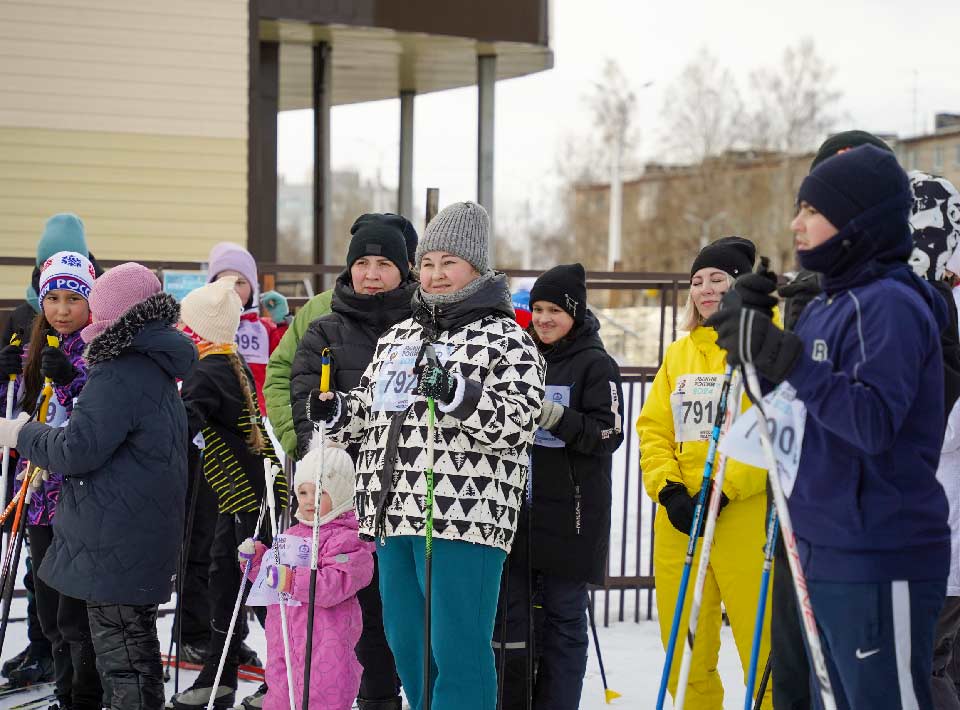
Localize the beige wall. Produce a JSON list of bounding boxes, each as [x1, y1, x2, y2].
[[0, 0, 248, 298]]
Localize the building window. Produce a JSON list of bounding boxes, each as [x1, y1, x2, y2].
[[934, 146, 944, 171], [955, 144, 960, 167], [907, 150, 917, 170]]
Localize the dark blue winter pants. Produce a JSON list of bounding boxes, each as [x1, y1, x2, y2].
[[493, 555, 589, 710], [808, 579, 945, 710], [377, 535, 506, 710]]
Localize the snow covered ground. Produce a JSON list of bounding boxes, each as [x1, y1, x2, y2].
[[1, 588, 749, 709]]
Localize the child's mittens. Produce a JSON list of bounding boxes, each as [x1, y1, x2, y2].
[[261, 290, 289, 323], [267, 564, 294, 594], [237, 538, 257, 566]]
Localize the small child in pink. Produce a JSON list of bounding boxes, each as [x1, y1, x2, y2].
[[239, 447, 373, 710]]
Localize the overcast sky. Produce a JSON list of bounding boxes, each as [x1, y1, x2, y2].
[[277, 0, 960, 231]]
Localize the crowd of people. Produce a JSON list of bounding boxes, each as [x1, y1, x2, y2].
[[0, 127, 957, 710]]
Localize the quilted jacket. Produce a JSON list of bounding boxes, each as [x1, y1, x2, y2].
[[17, 293, 197, 604]]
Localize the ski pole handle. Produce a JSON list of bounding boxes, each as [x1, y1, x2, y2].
[[319, 348, 331, 394], [35, 334, 60, 422]]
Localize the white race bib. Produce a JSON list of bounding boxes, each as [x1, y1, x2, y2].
[[372, 342, 454, 413], [236, 318, 269, 365], [245, 534, 311, 607], [535, 385, 571, 448], [670, 374, 723, 442], [44, 397, 68, 429], [718, 383, 807, 497]]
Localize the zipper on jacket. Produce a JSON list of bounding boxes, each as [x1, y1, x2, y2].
[[567, 457, 582, 536]]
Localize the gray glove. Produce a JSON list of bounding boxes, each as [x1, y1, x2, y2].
[[539, 400, 565, 431]]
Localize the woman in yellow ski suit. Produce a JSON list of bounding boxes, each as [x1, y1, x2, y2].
[[638, 237, 773, 709]]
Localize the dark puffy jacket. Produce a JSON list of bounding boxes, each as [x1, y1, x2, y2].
[[17, 293, 197, 605], [290, 272, 417, 457], [516, 311, 624, 585], [181, 353, 285, 514]]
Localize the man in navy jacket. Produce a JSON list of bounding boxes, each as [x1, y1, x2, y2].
[[708, 144, 950, 709]]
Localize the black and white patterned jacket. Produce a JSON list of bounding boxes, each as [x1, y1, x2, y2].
[[325, 273, 545, 553]]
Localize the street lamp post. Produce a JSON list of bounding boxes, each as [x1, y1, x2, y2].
[[684, 211, 728, 250]]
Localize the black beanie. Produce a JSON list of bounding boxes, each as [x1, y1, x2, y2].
[[811, 130, 894, 171], [530, 263, 587, 325], [347, 214, 410, 278], [798, 144, 910, 232], [690, 236, 756, 278], [386, 213, 418, 265]]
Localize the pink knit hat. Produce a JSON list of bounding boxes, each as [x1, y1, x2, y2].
[[81, 263, 162, 344], [207, 242, 258, 308]]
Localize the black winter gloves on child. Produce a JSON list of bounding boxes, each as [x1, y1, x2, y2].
[[778, 270, 823, 331], [658, 481, 729, 537], [731, 268, 779, 318], [0, 345, 23, 378], [40, 346, 78, 386], [705, 300, 803, 385]]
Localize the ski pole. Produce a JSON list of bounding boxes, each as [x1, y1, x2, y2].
[[587, 596, 621, 704], [171, 453, 204, 693], [496, 559, 510, 710], [526, 458, 534, 710], [753, 654, 772, 709], [302, 348, 330, 710], [674, 372, 743, 709], [0, 337, 57, 658], [264, 458, 296, 710], [423, 343, 439, 710], [740, 312, 836, 710], [205, 489, 269, 710], [744, 506, 778, 709], [655, 364, 735, 710], [0, 333, 22, 517]]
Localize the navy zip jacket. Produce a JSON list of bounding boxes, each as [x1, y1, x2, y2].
[[786, 193, 951, 583]]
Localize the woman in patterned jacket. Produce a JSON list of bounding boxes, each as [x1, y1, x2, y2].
[[307, 201, 545, 710]]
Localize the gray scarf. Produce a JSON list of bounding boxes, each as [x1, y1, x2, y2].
[[418, 270, 499, 307]]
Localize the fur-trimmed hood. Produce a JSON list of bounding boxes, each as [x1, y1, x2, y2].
[[85, 292, 197, 379]]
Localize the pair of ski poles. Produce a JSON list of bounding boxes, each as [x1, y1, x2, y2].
[[208, 352, 333, 710], [205, 458, 296, 710], [0, 333, 59, 659], [655, 307, 837, 709]]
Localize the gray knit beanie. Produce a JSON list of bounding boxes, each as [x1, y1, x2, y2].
[[415, 201, 490, 273]]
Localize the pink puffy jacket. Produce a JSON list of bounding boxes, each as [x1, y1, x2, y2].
[[246, 513, 375, 710]]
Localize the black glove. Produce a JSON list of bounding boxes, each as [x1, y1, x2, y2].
[[705, 300, 803, 385], [733, 267, 779, 318], [777, 270, 822, 331], [306, 389, 339, 424], [0, 345, 23, 378], [40, 346, 77, 386], [416, 362, 458, 405], [658, 481, 729, 537]]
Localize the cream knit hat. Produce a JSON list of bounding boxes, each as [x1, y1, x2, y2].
[[180, 277, 242, 344], [295, 446, 356, 526]]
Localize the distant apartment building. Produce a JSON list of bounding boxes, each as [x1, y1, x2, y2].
[[573, 114, 960, 279]]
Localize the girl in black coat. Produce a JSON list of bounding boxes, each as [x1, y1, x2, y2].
[[170, 278, 285, 710], [494, 263, 624, 710], [290, 214, 416, 710]]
